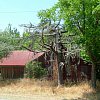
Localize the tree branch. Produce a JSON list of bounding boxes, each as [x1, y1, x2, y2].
[[55, 19, 61, 29], [22, 45, 39, 53]]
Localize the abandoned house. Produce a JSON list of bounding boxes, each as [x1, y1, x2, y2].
[[0, 50, 45, 79], [52, 54, 92, 82]]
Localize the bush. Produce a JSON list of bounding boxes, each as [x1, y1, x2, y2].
[[26, 61, 47, 79]]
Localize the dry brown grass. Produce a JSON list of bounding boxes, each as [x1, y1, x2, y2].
[[0, 78, 99, 100]]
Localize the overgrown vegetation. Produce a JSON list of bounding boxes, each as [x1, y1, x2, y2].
[[37, 0, 100, 88], [0, 24, 21, 59], [0, 0, 99, 91], [0, 41, 13, 59], [0, 79, 98, 100], [26, 61, 47, 79]]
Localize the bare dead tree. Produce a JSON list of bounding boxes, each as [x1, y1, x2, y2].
[[20, 20, 81, 85]]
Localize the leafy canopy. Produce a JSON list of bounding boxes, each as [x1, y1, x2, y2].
[[38, 0, 100, 63], [0, 24, 21, 59]]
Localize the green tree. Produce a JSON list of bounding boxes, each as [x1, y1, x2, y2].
[[3, 24, 21, 50], [0, 24, 21, 59], [0, 41, 13, 59], [38, 0, 100, 88], [26, 61, 47, 79], [22, 31, 43, 51], [58, 0, 100, 89], [37, 4, 82, 86]]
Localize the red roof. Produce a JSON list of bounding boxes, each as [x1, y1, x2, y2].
[[0, 50, 44, 66]]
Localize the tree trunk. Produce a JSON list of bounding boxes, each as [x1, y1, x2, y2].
[[86, 46, 97, 89], [54, 31, 64, 86], [57, 52, 64, 86], [91, 62, 96, 89]]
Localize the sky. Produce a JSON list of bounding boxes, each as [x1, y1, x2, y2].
[[0, 0, 58, 33]]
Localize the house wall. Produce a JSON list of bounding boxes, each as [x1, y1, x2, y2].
[[0, 66, 24, 79]]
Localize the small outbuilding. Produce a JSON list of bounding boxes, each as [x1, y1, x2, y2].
[[0, 50, 44, 79]]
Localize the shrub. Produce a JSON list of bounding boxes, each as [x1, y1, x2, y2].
[[26, 61, 47, 79]]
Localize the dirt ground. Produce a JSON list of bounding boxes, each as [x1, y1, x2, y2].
[[0, 94, 67, 100]]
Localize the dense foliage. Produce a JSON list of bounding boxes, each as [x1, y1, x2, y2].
[[0, 0, 99, 88], [0, 24, 23, 59], [26, 61, 47, 79], [0, 41, 13, 59], [37, 0, 100, 88]]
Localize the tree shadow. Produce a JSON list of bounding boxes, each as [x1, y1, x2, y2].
[[81, 92, 97, 100]]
